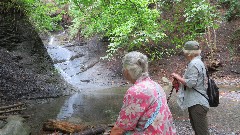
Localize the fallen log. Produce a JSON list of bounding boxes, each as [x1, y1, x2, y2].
[[77, 126, 106, 135], [0, 103, 24, 110], [0, 108, 26, 114], [42, 119, 88, 133], [0, 115, 30, 120], [26, 95, 60, 100]]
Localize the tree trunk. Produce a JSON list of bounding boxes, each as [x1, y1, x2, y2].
[[42, 119, 88, 133], [213, 28, 217, 50]]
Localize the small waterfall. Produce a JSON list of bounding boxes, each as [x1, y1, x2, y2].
[[45, 34, 77, 83], [48, 36, 54, 46], [44, 33, 109, 90]]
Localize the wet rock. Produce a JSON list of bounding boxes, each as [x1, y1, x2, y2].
[[0, 115, 31, 135], [80, 80, 91, 83]]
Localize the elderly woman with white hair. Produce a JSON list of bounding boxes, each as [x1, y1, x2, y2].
[[171, 41, 210, 135], [110, 51, 176, 135]]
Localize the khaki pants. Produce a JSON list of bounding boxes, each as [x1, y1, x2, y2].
[[188, 104, 209, 135]]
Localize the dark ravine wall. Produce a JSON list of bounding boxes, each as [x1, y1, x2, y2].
[[0, 6, 71, 106]]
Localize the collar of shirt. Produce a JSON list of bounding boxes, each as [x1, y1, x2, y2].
[[134, 76, 150, 85], [187, 55, 201, 66]]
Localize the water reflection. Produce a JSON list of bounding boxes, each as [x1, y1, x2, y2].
[[57, 88, 126, 124], [57, 92, 80, 119]]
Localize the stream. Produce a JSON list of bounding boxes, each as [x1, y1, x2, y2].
[[23, 32, 127, 134], [43, 31, 128, 124], [24, 32, 240, 135]]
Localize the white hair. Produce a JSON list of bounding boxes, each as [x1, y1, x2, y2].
[[122, 51, 149, 80], [183, 49, 201, 57]]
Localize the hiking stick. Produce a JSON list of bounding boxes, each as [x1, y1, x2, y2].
[[167, 78, 179, 104], [167, 86, 174, 103]]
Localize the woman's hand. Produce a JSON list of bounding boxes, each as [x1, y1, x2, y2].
[[110, 125, 125, 135], [171, 73, 181, 80], [171, 73, 186, 85]]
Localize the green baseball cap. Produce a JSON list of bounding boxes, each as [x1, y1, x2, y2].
[[184, 41, 200, 50]]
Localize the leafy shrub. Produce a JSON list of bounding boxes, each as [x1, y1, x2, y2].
[[0, 0, 62, 32], [218, 0, 240, 21]]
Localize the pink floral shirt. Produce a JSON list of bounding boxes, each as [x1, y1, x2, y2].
[[116, 77, 176, 135]]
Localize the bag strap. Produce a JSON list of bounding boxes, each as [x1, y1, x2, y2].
[[125, 83, 162, 134], [143, 82, 162, 129], [192, 87, 209, 101], [205, 68, 211, 83], [192, 67, 209, 101]]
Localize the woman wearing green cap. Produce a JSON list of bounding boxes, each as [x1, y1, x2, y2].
[[171, 41, 209, 135]]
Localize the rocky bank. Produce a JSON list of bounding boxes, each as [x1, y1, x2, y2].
[[0, 8, 73, 106]]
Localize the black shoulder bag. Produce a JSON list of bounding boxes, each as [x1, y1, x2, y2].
[[193, 69, 220, 107]]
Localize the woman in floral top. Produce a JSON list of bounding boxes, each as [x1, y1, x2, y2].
[[110, 51, 176, 135]]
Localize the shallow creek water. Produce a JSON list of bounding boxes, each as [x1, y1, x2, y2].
[[24, 87, 127, 134], [24, 85, 240, 134]]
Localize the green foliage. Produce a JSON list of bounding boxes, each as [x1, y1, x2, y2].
[[0, 0, 62, 32], [0, 0, 221, 60], [218, 0, 240, 21], [22, 0, 62, 31], [183, 0, 219, 32], [228, 29, 240, 59], [66, 0, 220, 60], [68, 0, 166, 59], [159, 0, 219, 46]]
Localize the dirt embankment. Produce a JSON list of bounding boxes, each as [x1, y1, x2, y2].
[[0, 8, 73, 106]]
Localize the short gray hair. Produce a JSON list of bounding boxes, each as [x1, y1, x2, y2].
[[122, 51, 148, 80], [183, 50, 201, 57]]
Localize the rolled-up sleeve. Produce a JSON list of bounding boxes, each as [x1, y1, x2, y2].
[[184, 65, 199, 88]]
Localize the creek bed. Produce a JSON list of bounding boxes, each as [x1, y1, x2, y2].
[[22, 86, 240, 135]]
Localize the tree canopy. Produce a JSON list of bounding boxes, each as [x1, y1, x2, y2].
[[66, 0, 220, 59], [2, 0, 239, 60]]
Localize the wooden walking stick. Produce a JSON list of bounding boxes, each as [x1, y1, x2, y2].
[[167, 78, 179, 103]]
